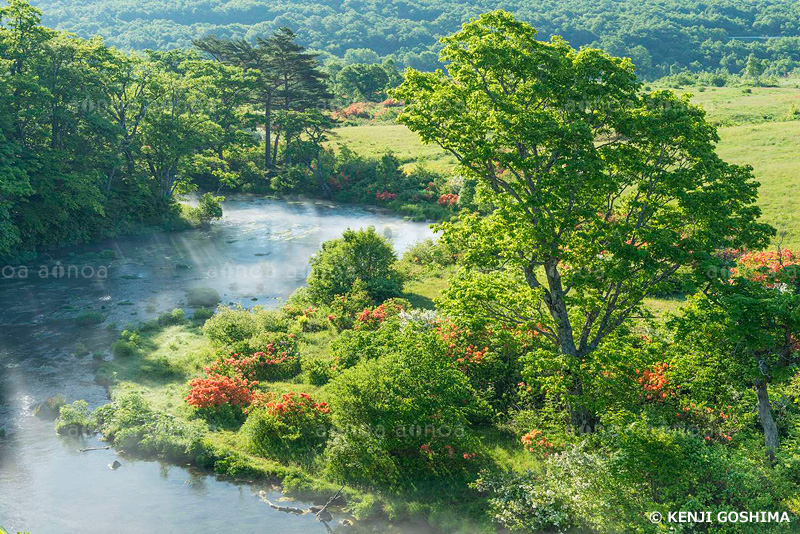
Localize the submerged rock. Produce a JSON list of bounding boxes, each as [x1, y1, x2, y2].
[[109, 460, 122, 470]]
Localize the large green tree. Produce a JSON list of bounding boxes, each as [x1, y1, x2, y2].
[[394, 11, 773, 429]]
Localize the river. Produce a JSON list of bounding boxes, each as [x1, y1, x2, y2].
[[0, 197, 435, 534]]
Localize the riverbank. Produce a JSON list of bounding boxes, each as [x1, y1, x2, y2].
[[83, 260, 505, 533]]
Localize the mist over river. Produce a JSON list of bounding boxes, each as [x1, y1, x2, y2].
[[0, 197, 435, 534]]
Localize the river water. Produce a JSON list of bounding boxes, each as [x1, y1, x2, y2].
[[0, 197, 435, 534]]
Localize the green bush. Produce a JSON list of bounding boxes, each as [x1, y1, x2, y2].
[[94, 393, 207, 462], [230, 331, 302, 381], [203, 305, 259, 346], [324, 428, 399, 487], [303, 358, 333, 386], [193, 307, 214, 322], [158, 308, 186, 325], [241, 392, 330, 460], [74, 311, 105, 325], [327, 326, 489, 484], [306, 227, 403, 304], [55, 400, 95, 436]]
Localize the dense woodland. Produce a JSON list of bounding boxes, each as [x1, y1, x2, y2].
[[28, 0, 800, 78], [0, 0, 450, 262]]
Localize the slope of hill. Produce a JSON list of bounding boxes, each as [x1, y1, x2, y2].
[[30, 0, 800, 77]]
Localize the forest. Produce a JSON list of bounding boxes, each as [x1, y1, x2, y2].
[[3, 1, 800, 533], [0, 0, 450, 262], [27, 0, 800, 78]]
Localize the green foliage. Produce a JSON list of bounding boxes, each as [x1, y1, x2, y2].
[[31, 0, 800, 79], [94, 392, 207, 462], [242, 392, 331, 460], [186, 287, 221, 308], [202, 305, 260, 346], [327, 325, 489, 484], [55, 400, 95, 436], [306, 227, 403, 304], [74, 311, 105, 326]]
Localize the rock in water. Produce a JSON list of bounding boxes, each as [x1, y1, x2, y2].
[[109, 460, 121, 470]]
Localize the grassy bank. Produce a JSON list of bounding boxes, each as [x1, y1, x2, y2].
[[87, 257, 501, 533]]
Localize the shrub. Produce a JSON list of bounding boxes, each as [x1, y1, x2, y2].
[[94, 393, 207, 462], [327, 279, 371, 330], [403, 238, 459, 267], [55, 400, 95, 436], [353, 298, 408, 330], [187, 287, 221, 308], [220, 332, 302, 381], [327, 327, 488, 483], [303, 358, 333, 386], [185, 372, 258, 422], [329, 326, 393, 372], [158, 308, 186, 326], [472, 469, 575, 532], [306, 227, 403, 304], [203, 305, 259, 346], [324, 428, 399, 487], [112, 340, 138, 359], [193, 307, 214, 322], [242, 392, 331, 459]]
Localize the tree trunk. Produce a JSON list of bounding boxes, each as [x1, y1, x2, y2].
[[264, 96, 272, 169], [755, 381, 779, 462], [272, 130, 280, 166]]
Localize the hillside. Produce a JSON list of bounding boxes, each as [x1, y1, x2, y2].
[[30, 0, 800, 78]]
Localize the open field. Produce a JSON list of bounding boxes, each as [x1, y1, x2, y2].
[[678, 85, 800, 126]]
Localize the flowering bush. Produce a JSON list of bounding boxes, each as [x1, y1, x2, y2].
[[186, 373, 257, 410], [521, 428, 556, 457], [436, 320, 488, 370], [437, 193, 459, 207], [731, 248, 799, 286], [337, 102, 371, 119], [214, 333, 301, 381], [674, 403, 738, 444], [242, 391, 331, 458], [353, 298, 407, 330], [635, 362, 677, 402], [375, 190, 397, 201]]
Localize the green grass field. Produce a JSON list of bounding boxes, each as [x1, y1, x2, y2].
[[678, 85, 800, 126]]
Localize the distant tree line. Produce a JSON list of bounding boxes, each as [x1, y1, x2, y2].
[[29, 0, 800, 78]]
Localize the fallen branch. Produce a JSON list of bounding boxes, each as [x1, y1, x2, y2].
[[78, 446, 111, 452]]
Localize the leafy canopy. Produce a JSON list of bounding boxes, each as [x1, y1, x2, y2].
[[395, 11, 773, 361]]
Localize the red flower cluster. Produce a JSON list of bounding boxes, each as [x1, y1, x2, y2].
[[354, 300, 405, 330], [337, 102, 370, 119], [437, 193, 459, 207], [186, 373, 257, 409], [260, 391, 330, 418], [635, 362, 675, 402], [521, 429, 555, 456], [732, 249, 799, 287], [375, 190, 397, 201], [436, 321, 488, 370]]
